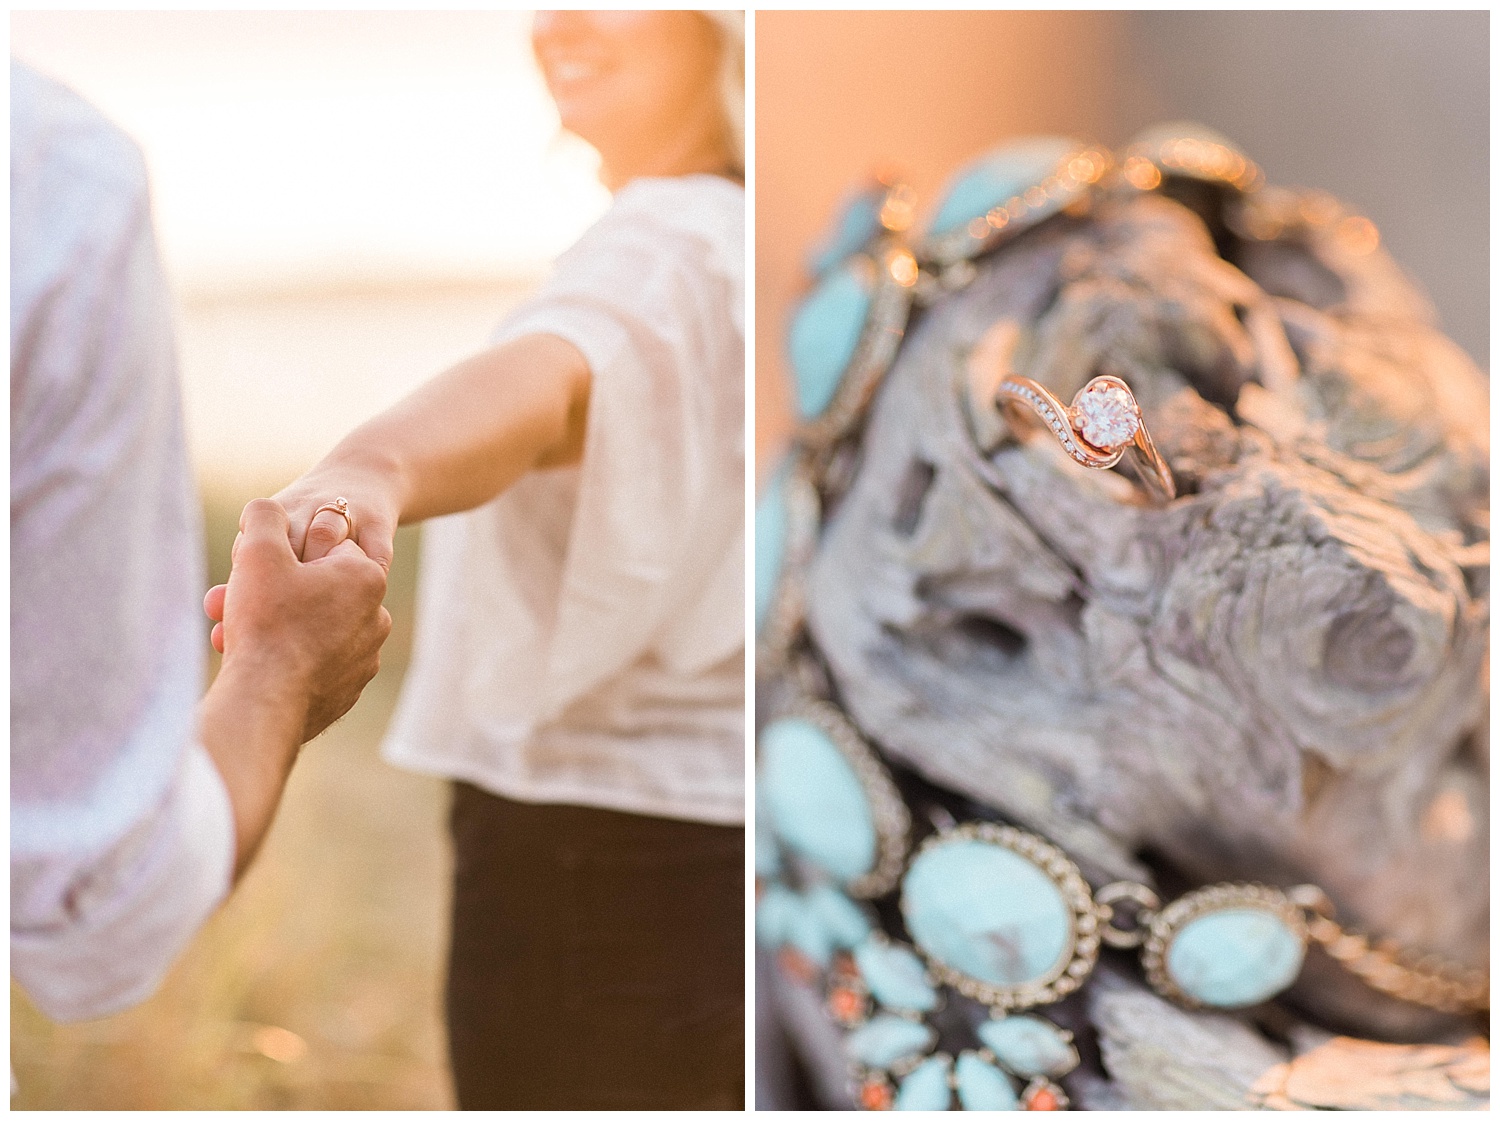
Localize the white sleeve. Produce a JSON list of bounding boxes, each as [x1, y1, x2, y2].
[[9, 63, 236, 1022], [10, 745, 235, 1022], [491, 179, 746, 717]]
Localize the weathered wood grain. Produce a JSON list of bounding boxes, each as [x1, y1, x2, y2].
[[772, 189, 1488, 1107]]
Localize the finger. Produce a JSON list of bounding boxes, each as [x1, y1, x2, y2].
[[324, 537, 366, 559], [211, 621, 225, 654], [204, 583, 227, 621], [230, 530, 244, 565], [274, 485, 309, 560], [302, 506, 352, 563], [236, 498, 296, 566], [286, 515, 308, 563], [356, 527, 397, 574], [322, 537, 385, 577], [321, 539, 390, 604]]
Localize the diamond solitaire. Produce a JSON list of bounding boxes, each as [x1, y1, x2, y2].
[[1072, 379, 1140, 451]]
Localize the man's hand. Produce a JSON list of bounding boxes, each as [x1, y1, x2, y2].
[[199, 499, 392, 877], [203, 455, 402, 658], [205, 498, 392, 742]]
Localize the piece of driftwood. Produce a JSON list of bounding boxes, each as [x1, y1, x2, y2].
[[769, 188, 1488, 1108], [1082, 971, 1289, 1109]]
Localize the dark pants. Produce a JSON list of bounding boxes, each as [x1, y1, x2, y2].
[[445, 782, 745, 1110]]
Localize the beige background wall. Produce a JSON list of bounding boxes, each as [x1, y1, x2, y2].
[[1115, 11, 1487, 366]]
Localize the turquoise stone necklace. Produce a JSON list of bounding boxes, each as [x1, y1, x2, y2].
[[756, 697, 1486, 1111], [759, 125, 1487, 1111]]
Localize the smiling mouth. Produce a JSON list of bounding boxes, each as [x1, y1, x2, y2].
[[544, 59, 608, 84]]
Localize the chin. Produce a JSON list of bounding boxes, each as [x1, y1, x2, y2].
[[552, 102, 611, 151]]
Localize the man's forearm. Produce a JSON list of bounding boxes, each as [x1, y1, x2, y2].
[[196, 655, 309, 879]]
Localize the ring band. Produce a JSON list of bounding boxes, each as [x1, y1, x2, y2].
[[996, 374, 1176, 503], [313, 496, 356, 539]]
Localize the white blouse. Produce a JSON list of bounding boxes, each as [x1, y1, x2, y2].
[[382, 175, 746, 826]]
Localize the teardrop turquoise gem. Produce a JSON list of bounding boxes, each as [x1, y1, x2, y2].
[[895, 1054, 952, 1110], [808, 187, 883, 277], [853, 938, 938, 1013], [955, 1051, 1020, 1110], [787, 257, 874, 420], [759, 717, 877, 885], [901, 838, 1072, 988], [783, 890, 835, 968], [977, 1015, 1078, 1078], [1166, 906, 1305, 1008], [805, 883, 872, 949], [756, 883, 798, 949], [929, 137, 1080, 237], [845, 1013, 936, 1070], [754, 460, 790, 634]]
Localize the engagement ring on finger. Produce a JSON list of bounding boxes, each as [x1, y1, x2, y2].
[[997, 374, 1176, 504], [314, 496, 356, 538]]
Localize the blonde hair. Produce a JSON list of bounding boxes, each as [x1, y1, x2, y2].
[[702, 10, 745, 176]]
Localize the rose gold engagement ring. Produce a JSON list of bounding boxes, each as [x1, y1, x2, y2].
[[313, 496, 356, 539], [996, 374, 1176, 504]]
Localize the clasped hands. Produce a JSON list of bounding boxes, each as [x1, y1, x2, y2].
[[204, 464, 402, 744]]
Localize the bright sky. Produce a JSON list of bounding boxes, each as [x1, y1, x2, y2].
[[11, 10, 612, 297]]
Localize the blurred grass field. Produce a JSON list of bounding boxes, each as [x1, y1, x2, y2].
[[11, 487, 456, 1110]]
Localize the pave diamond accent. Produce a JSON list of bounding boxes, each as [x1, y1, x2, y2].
[[1073, 381, 1139, 450], [1001, 384, 1083, 457]]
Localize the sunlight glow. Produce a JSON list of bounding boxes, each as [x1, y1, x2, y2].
[[11, 10, 612, 297]]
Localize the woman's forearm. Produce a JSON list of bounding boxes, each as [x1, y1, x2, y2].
[[327, 333, 591, 525]]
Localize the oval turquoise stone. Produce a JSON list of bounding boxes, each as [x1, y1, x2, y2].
[[853, 938, 938, 1013], [787, 258, 874, 420], [844, 1013, 936, 1070], [754, 461, 790, 634], [1166, 906, 1305, 1008], [901, 838, 1072, 988], [760, 717, 877, 885], [805, 883, 872, 949], [977, 1015, 1078, 1078], [929, 137, 1080, 237], [755, 883, 798, 949], [955, 1051, 1020, 1111], [808, 187, 883, 277], [895, 1055, 952, 1111]]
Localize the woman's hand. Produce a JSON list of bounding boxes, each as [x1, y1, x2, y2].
[[272, 457, 404, 569], [205, 452, 405, 655]]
